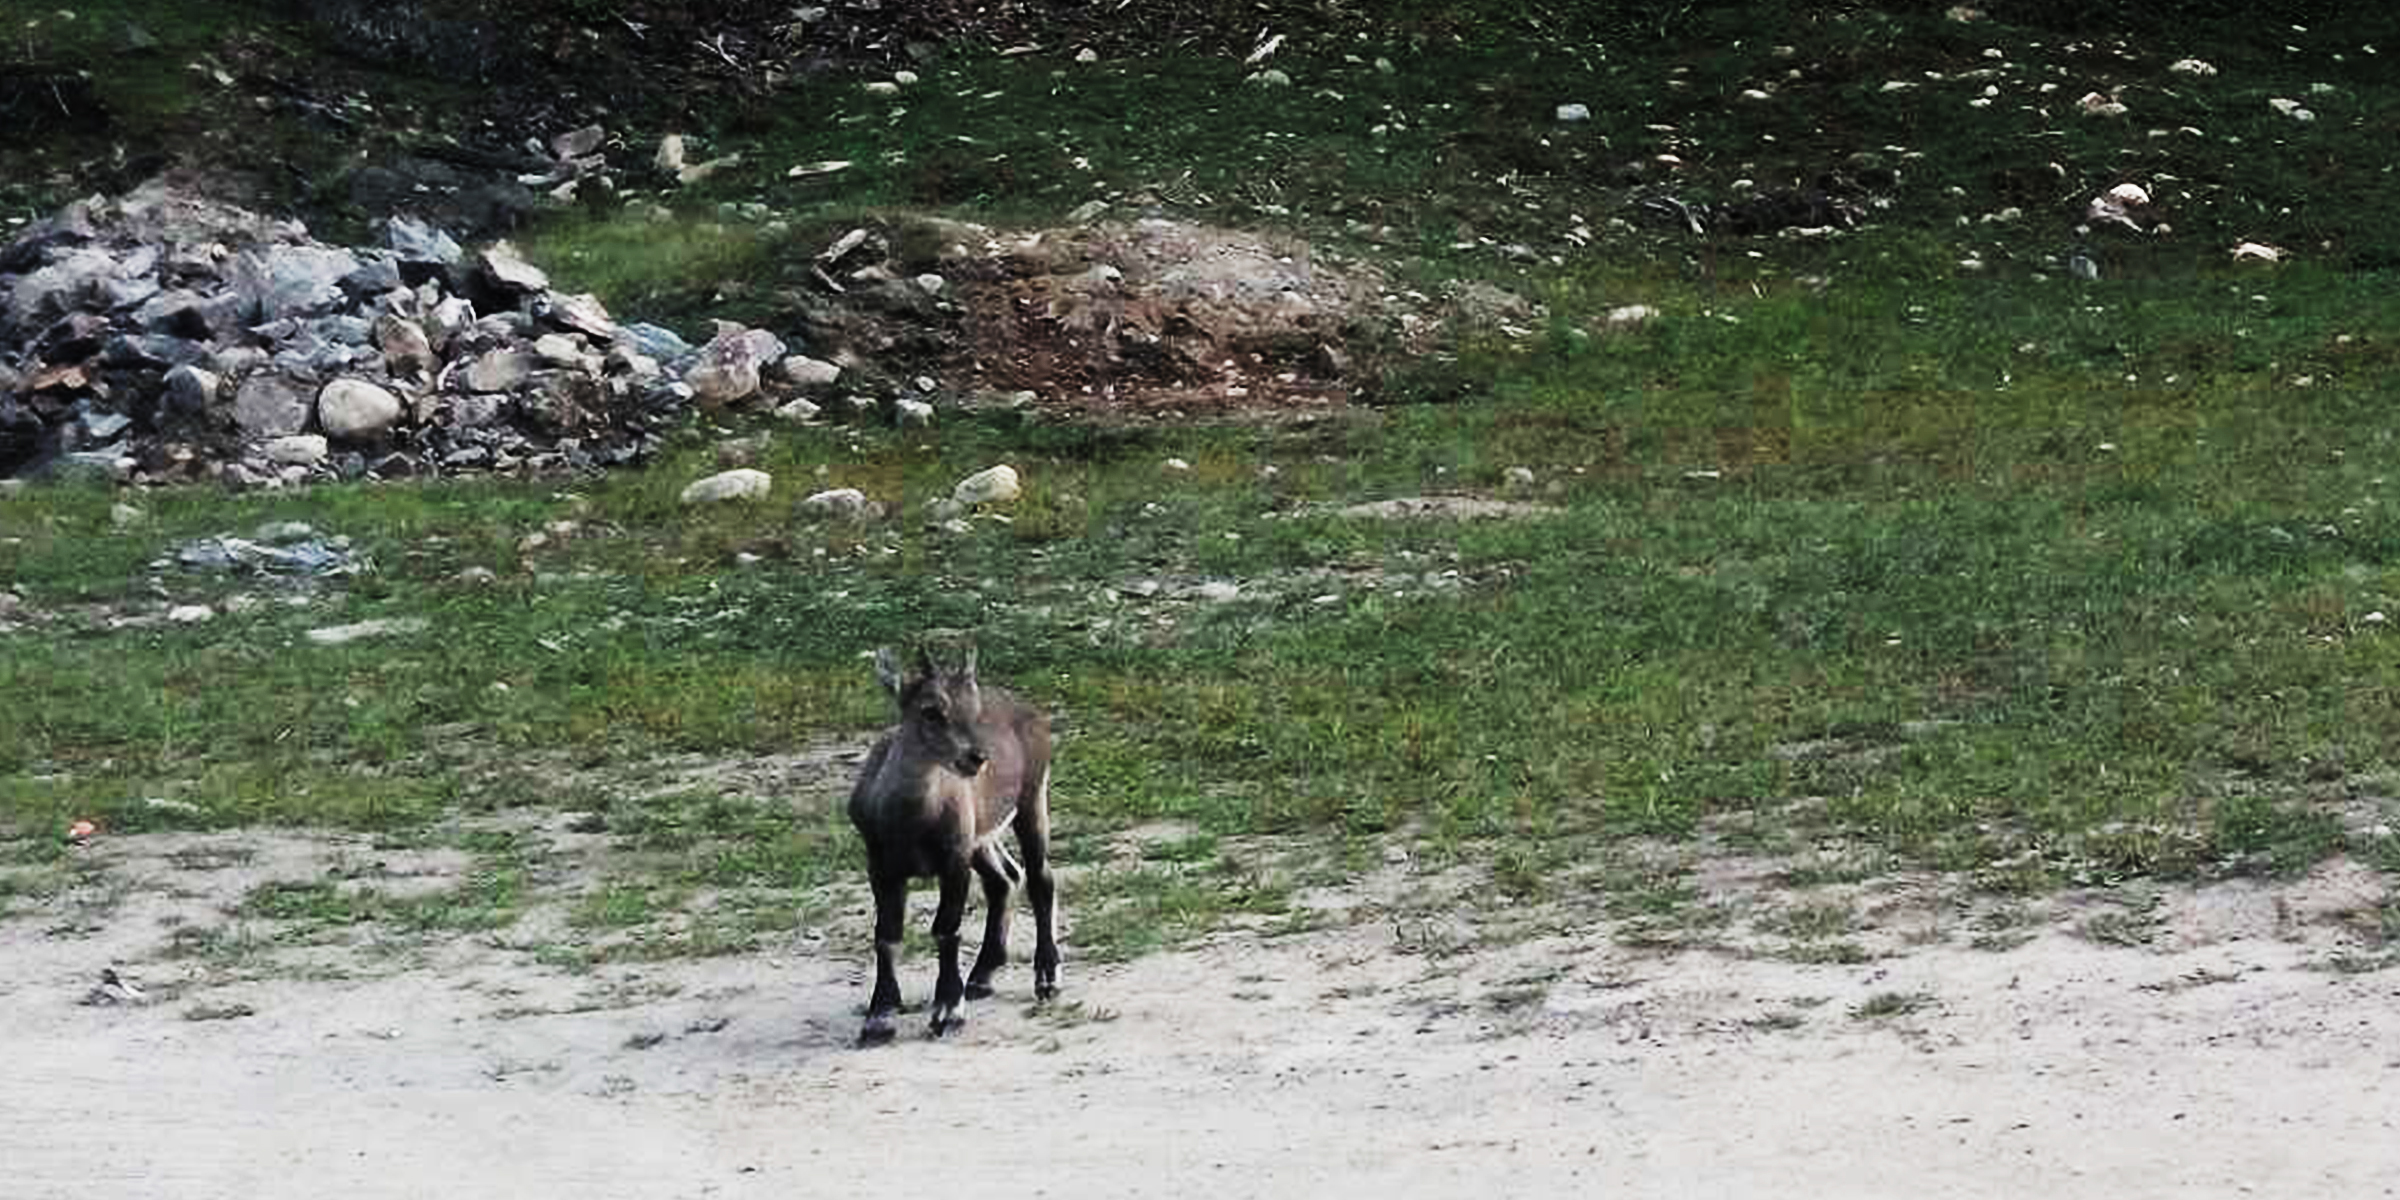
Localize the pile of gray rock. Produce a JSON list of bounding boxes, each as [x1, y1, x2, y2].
[[0, 180, 839, 486]]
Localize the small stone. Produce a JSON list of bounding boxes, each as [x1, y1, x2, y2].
[[161, 364, 219, 415], [375, 315, 436, 379], [478, 241, 549, 293], [914, 273, 947, 295], [1075, 48, 1099, 63], [685, 362, 760, 407], [2231, 242, 2285, 264], [262, 434, 329, 466], [533, 333, 586, 368], [466, 349, 535, 393], [2365, 611, 2389, 625], [1163, 457, 1192, 473], [776, 355, 842, 389], [655, 134, 686, 173], [680, 468, 773, 505], [551, 124, 607, 159], [1555, 103, 1592, 122], [1606, 304, 1659, 328], [802, 488, 870, 518], [317, 379, 404, 440], [895, 399, 934, 427], [2169, 58, 2218, 78], [1193, 581, 1240, 603], [952, 465, 1021, 507], [1247, 69, 1292, 87], [863, 81, 902, 96], [110, 503, 147, 528], [1504, 466, 1537, 488], [604, 348, 660, 379], [168, 604, 213, 624], [774, 398, 823, 422], [455, 566, 497, 586], [892, 70, 920, 86]]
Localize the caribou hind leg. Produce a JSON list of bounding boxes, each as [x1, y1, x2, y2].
[[965, 841, 1019, 1000], [1015, 783, 1061, 1002]]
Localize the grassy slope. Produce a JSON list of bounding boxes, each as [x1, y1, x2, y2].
[[4, 3, 2398, 955]]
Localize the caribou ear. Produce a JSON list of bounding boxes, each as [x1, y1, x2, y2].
[[873, 647, 905, 700], [959, 644, 978, 682], [915, 643, 939, 681]]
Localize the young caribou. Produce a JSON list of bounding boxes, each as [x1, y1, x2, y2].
[[846, 645, 1059, 1044]]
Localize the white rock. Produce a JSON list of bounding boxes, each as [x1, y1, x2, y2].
[[894, 399, 934, 427], [1504, 466, 1537, 487], [305, 617, 429, 646], [655, 133, 687, 173], [775, 398, 823, 422], [2267, 97, 2315, 121], [777, 355, 842, 389], [1606, 304, 1660, 328], [1556, 103, 1592, 122], [679, 468, 773, 505], [914, 273, 948, 294], [802, 488, 870, 518], [1163, 457, 1193, 473], [2169, 58, 2218, 78], [891, 70, 920, 86], [863, 81, 901, 96], [1248, 69, 1292, 87], [2231, 241, 2286, 263], [2105, 182, 2151, 207], [168, 605, 214, 624], [952, 465, 1021, 507], [1075, 48, 1099, 63], [262, 434, 329, 465], [110, 503, 147, 528], [2078, 92, 2128, 118], [685, 361, 761, 406]]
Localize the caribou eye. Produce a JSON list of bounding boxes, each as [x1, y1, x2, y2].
[[919, 705, 945, 725]]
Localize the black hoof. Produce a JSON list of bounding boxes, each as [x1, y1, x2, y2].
[[928, 1008, 966, 1038], [964, 980, 996, 1001], [1033, 978, 1059, 1003], [858, 1013, 898, 1047]]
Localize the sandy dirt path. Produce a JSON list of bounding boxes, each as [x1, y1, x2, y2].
[[5, 834, 2397, 1200]]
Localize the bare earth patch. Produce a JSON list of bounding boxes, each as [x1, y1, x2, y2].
[[4, 814, 2395, 1199]]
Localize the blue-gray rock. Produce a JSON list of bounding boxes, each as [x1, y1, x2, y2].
[[385, 215, 464, 265], [223, 245, 364, 322], [231, 373, 313, 437], [617, 321, 693, 365]]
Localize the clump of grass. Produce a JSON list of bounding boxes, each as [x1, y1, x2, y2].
[[1851, 991, 1934, 1020]]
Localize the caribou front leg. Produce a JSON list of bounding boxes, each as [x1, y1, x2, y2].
[[859, 865, 907, 1046], [927, 864, 971, 1037]]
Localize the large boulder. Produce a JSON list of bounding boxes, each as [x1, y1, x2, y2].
[[317, 379, 404, 440]]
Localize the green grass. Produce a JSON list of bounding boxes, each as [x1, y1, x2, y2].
[[6, 2, 2400, 964]]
